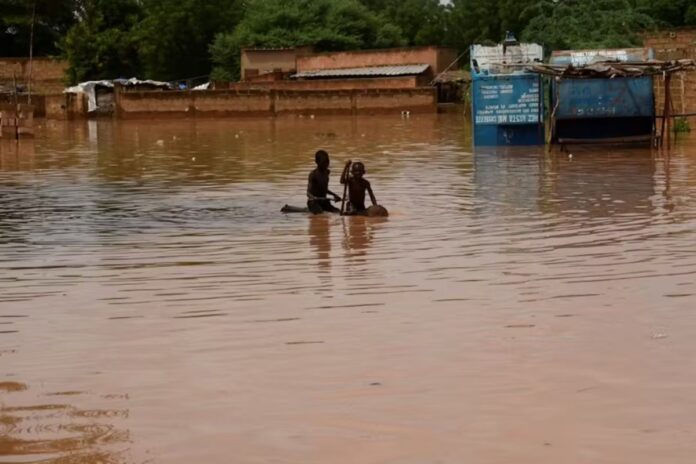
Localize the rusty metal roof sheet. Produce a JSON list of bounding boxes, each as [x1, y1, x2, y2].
[[292, 64, 430, 79], [527, 59, 695, 78], [550, 48, 653, 65]]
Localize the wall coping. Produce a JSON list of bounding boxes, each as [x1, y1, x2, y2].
[[299, 46, 458, 58], [0, 57, 66, 63]]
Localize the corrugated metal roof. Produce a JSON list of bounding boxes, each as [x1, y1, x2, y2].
[[292, 64, 429, 79], [242, 47, 304, 52]]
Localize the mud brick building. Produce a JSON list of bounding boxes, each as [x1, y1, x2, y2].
[[644, 30, 696, 117], [0, 57, 67, 94]]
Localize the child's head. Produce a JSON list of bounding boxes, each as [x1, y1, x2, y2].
[[315, 150, 330, 169], [351, 161, 365, 179]]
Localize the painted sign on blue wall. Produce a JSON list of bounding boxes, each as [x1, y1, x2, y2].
[[555, 76, 654, 119], [473, 76, 541, 126]]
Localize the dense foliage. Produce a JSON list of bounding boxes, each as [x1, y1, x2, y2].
[[522, 0, 657, 51], [0, 0, 77, 57], [2, 0, 692, 83], [210, 0, 405, 80], [62, 0, 143, 83]]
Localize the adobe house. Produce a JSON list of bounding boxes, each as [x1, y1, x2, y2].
[[644, 30, 696, 118], [294, 46, 458, 82], [240, 47, 314, 81]]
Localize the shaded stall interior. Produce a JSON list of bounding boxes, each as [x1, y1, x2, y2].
[[548, 48, 655, 145], [528, 49, 696, 147]]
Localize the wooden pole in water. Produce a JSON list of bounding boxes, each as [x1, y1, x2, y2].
[[665, 73, 672, 150], [659, 73, 669, 148], [27, 1, 36, 105], [340, 161, 351, 216]]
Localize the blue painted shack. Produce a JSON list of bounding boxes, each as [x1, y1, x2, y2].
[[471, 35, 544, 146], [549, 48, 655, 144]]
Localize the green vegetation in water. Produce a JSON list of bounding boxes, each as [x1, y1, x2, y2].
[[673, 117, 691, 134], [2, 0, 695, 83]]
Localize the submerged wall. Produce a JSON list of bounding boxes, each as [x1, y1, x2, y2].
[[114, 88, 436, 119], [219, 76, 420, 91]]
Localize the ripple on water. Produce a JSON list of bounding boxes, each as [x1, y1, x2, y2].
[[1, 117, 696, 463], [0, 381, 130, 463]]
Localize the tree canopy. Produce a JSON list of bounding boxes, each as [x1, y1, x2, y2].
[[0, 0, 77, 57], [1, 0, 688, 84], [210, 0, 405, 80], [62, 0, 143, 83], [136, 0, 245, 81], [522, 0, 657, 51]]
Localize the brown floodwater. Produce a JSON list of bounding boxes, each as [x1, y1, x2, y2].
[[1, 114, 695, 463]]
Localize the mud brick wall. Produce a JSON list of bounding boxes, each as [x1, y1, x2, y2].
[[44, 93, 86, 120], [297, 47, 459, 75], [354, 89, 436, 114], [644, 31, 696, 116], [273, 90, 354, 115], [0, 58, 68, 94], [222, 76, 420, 92], [193, 90, 273, 116], [115, 88, 437, 118]]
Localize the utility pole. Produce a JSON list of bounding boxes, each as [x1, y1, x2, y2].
[[27, 1, 36, 105]]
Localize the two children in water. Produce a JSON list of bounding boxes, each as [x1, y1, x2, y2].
[[307, 149, 383, 216]]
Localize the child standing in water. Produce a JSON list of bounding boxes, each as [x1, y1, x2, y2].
[[340, 160, 378, 215], [307, 150, 341, 214]]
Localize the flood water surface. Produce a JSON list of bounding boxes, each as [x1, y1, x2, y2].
[[1, 115, 696, 463]]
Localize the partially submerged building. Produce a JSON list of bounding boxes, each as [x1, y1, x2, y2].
[[225, 46, 459, 92], [240, 47, 314, 81], [470, 34, 545, 146], [547, 48, 655, 144], [199, 46, 461, 117], [63, 78, 172, 115]]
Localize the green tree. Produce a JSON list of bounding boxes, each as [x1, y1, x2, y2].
[[445, 0, 500, 55], [522, 0, 656, 52], [359, 0, 448, 46], [634, 0, 696, 28], [210, 0, 406, 81], [61, 0, 143, 83], [135, 0, 245, 82], [497, 0, 539, 37], [0, 0, 77, 57]]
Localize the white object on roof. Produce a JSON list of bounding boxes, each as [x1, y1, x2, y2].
[[64, 78, 171, 112], [64, 80, 113, 112], [471, 43, 543, 74], [292, 64, 430, 79], [192, 82, 210, 90]]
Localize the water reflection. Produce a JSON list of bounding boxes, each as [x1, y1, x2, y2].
[[308, 215, 332, 285], [543, 146, 659, 217], [342, 216, 384, 256], [0, 139, 35, 170]]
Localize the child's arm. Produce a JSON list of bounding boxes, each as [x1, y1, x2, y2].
[[340, 160, 352, 184], [327, 189, 341, 202], [366, 181, 377, 206]]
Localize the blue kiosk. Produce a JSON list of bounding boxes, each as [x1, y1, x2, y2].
[[471, 34, 545, 146], [548, 48, 655, 144]]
